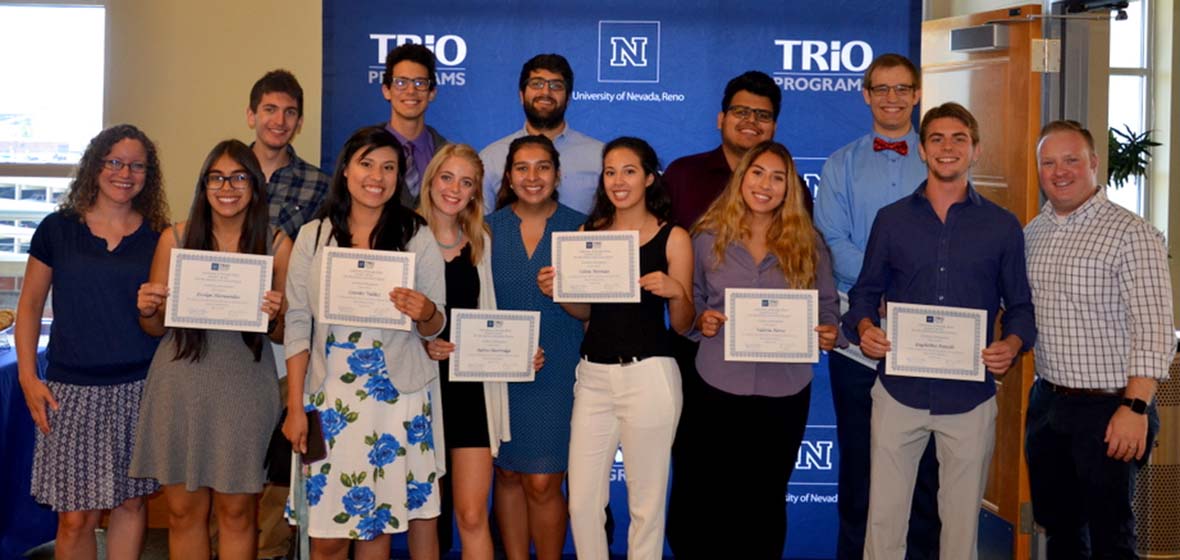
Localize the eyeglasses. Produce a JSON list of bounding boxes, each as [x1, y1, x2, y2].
[[526, 78, 567, 92], [727, 105, 774, 124], [103, 159, 148, 174], [205, 173, 252, 190], [391, 77, 431, 91], [868, 84, 916, 97]]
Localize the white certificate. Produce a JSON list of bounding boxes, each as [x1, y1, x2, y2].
[[723, 288, 819, 363], [552, 231, 641, 303], [886, 303, 986, 382], [319, 247, 415, 331], [449, 309, 540, 382], [165, 249, 273, 333]]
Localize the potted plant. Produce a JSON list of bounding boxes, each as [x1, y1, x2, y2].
[[1107, 125, 1161, 188]]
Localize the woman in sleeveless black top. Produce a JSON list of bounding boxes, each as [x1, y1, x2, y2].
[[415, 143, 519, 560], [537, 137, 694, 560]]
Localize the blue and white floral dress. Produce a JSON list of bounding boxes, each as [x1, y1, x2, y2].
[[293, 325, 439, 539]]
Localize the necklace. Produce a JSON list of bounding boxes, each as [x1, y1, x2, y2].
[[436, 227, 464, 250]]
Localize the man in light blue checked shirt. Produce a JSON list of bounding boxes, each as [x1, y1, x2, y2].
[[1024, 120, 1173, 559]]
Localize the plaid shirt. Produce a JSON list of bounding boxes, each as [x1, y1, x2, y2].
[[267, 145, 330, 239], [1025, 189, 1174, 389]]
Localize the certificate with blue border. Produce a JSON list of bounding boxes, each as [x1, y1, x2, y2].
[[449, 309, 540, 382], [319, 247, 415, 331], [886, 303, 986, 382], [552, 231, 640, 303], [723, 288, 818, 363], [165, 248, 273, 333]]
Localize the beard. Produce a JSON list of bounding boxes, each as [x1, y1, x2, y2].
[[523, 97, 567, 130]]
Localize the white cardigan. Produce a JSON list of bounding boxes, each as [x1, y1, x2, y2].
[[473, 232, 512, 457]]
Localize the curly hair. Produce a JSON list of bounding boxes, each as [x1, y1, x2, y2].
[[59, 124, 170, 231], [415, 143, 488, 265], [693, 141, 816, 289]]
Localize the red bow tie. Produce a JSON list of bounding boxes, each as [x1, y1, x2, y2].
[[873, 137, 908, 156]]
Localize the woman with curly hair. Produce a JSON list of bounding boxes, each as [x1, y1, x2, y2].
[[16, 124, 169, 559], [282, 126, 446, 560], [669, 140, 840, 558], [131, 139, 290, 559]]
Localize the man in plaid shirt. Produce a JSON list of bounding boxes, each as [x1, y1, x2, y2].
[[1024, 120, 1174, 559], [247, 69, 330, 240]]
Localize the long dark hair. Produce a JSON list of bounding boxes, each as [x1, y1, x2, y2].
[[60, 124, 170, 231], [317, 126, 424, 251], [173, 140, 271, 363], [585, 137, 670, 231], [494, 135, 561, 210]]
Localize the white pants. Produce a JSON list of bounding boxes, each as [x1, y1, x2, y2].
[[865, 379, 997, 560], [568, 356, 682, 560]]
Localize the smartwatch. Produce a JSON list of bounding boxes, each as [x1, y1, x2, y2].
[[1121, 397, 1148, 415]]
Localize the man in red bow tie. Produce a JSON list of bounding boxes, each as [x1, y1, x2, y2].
[[814, 53, 942, 560]]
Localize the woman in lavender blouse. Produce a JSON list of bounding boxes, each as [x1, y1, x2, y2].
[[670, 141, 840, 558]]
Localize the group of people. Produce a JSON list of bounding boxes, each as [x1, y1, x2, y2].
[[14, 45, 1171, 560]]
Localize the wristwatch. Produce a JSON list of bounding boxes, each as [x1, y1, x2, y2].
[[1121, 397, 1149, 415]]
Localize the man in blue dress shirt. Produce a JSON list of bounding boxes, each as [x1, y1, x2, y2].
[[813, 53, 940, 560], [842, 102, 1035, 559], [479, 53, 603, 215]]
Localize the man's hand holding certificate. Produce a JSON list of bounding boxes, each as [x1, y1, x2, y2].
[[164, 248, 274, 333], [319, 247, 415, 330], [722, 288, 819, 363], [551, 231, 640, 303], [448, 309, 541, 382]]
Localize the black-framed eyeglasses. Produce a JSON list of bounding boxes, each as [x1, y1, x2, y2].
[[868, 84, 916, 97], [103, 159, 148, 174], [726, 105, 774, 124], [391, 77, 431, 91], [205, 173, 252, 190], [526, 78, 567, 92]]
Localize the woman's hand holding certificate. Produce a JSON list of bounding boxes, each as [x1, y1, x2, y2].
[[164, 248, 274, 333], [319, 247, 416, 330]]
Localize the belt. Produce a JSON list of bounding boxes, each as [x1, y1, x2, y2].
[[584, 355, 650, 367], [1039, 378, 1123, 397]]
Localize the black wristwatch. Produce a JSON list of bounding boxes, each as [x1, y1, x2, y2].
[[1121, 397, 1148, 415]]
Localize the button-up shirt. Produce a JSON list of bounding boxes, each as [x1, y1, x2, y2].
[[386, 125, 437, 198], [665, 147, 733, 230], [265, 145, 331, 240], [479, 124, 604, 215], [815, 130, 927, 293], [842, 182, 1036, 414], [691, 231, 841, 397], [1025, 189, 1173, 389]]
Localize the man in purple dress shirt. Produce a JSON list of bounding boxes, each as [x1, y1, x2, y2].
[[381, 42, 449, 208], [843, 103, 1035, 559]]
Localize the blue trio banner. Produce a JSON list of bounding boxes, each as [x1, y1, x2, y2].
[[324, 2, 920, 558]]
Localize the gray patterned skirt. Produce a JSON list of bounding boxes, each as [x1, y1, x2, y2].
[[31, 380, 159, 512]]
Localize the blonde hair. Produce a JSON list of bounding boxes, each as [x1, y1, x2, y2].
[[692, 141, 817, 288], [416, 144, 488, 265]]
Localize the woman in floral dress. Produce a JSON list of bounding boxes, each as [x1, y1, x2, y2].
[[283, 126, 447, 560]]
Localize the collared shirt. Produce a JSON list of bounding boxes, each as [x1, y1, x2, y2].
[[665, 146, 732, 230], [691, 230, 841, 397], [842, 182, 1036, 414], [1025, 189, 1173, 389], [479, 124, 604, 215], [815, 130, 927, 293], [385, 124, 437, 198], [265, 145, 330, 239]]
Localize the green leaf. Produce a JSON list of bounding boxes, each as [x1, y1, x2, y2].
[[335, 398, 344, 411], [406, 472, 415, 483], [364, 434, 376, 446], [403, 421, 411, 430], [314, 392, 325, 407], [340, 472, 352, 488], [346, 412, 359, 422], [397, 447, 407, 456], [348, 331, 362, 343], [341, 373, 357, 384], [1108, 125, 1163, 188], [427, 472, 437, 483], [376, 466, 385, 479], [356, 389, 367, 399], [320, 463, 331, 475], [357, 471, 367, 484], [420, 442, 430, 453], [327, 333, 336, 345], [334, 512, 351, 524], [384, 396, 399, 405], [373, 340, 383, 349], [389, 516, 400, 529]]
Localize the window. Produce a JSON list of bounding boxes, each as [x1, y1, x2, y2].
[[0, 2, 104, 307], [1107, 0, 1150, 215]]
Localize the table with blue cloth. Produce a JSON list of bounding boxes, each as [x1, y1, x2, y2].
[[0, 345, 54, 560]]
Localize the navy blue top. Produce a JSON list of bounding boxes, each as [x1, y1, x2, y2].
[[29, 211, 162, 385], [842, 183, 1036, 414]]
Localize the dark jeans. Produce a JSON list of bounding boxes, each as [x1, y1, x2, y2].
[[829, 351, 941, 560], [1026, 378, 1159, 560], [667, 348, 811, 560]]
